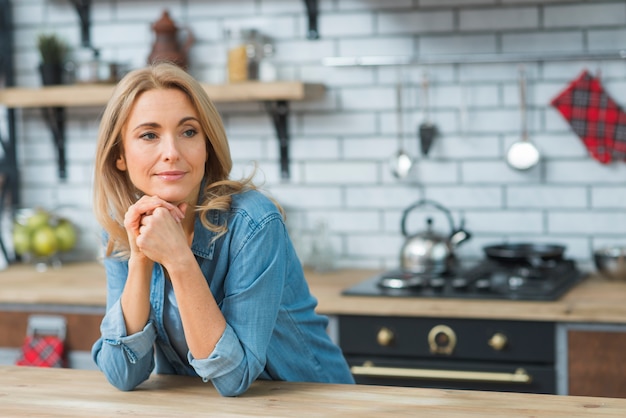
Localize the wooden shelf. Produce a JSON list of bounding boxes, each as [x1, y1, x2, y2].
[[0, 81, 325, 108]]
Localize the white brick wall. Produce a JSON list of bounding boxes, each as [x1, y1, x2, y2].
[[6, 0, 626, 271]]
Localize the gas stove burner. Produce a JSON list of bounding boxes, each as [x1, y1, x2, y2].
[[378, 271, 425, 289], [377, 270, 454, 290], [344, 258, 587, 301]]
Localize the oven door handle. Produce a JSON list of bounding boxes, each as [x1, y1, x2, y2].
[[350, 363, 532, 384]]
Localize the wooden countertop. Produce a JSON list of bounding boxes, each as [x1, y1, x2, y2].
[[311, 269, 626, 323], [1, 262, 626, 323], [3, 366, 626, 417], [0, 262, 106, 308]]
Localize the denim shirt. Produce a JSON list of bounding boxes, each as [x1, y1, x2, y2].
[[91, 189, 354, 396]]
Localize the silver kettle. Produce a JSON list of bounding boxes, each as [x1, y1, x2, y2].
[[400, 199, 471, 274]]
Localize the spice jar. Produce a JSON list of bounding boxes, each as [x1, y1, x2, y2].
[[226, 28, 248, 82], [225, 28, 262, 83]]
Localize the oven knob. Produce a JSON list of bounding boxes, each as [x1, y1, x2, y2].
[[428, 324, 457, 355], [488, 332, 508, 351], [376, 327, 395, 346]]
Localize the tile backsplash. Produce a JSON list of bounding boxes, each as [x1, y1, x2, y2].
[[6, 0, 626, 271]]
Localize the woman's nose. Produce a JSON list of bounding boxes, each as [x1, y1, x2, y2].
[[161, 136, 180, 160]]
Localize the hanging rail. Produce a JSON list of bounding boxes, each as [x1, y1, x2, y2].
[[322, 50, 626, 67]]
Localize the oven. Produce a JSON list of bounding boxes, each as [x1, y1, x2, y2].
[[339, 315, 557, 394], [339, 243, 587, 394]]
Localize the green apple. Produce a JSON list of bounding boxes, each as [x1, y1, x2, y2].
[[27, 209, 51, 231], [12, 223, 31, 256], [55, 219, 77, 252], [31, 225, 58, 257]]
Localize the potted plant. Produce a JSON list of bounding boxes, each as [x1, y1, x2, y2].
[[37, 33, 69, 85]]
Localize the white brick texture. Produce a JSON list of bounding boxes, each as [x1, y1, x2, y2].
[[8, 0, 626, 268]]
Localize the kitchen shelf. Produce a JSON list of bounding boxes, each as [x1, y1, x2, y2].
[[322, 50, 626, 67], [0, 81, 325, 108], [0, 81, 325, 181]]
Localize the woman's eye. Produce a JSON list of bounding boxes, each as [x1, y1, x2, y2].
[[182, 129, 197, 138], [140, 132, 157, 140]]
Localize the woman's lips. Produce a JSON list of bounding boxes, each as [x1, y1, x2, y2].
[[156, 171, 186, 181]]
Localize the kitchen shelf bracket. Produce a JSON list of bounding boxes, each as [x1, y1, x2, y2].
[[67, 0, 92, 48], [0, 114, 18, 262], [303, 0, 319, 40], [0, 0, 17, 263], [40, 107, 67, 180], [265, 100, 291, 180]]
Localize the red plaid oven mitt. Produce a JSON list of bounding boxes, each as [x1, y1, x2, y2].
[[550, 70, 626, 164], [16, 335, 65, 368]]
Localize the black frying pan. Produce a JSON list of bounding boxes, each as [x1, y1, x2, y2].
[[484, 243, 566, 263]]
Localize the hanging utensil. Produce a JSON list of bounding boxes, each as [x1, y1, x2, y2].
[[418, 73, 437, 156], [506, 66, 540, 170], [390, 80, 413, 178]]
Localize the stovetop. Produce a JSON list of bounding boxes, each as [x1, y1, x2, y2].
[[342, 259, 586, 301]]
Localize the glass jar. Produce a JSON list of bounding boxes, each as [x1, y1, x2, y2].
[[226, 28, 248, 82], [308, 219, 335, 273], [259, 42, 277, 82], [226, 28, 263, 82]]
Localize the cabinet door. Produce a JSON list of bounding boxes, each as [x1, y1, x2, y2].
[[568, 330, 626, 397], [0, 310, 103, 352]]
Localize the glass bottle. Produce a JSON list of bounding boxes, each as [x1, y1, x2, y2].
[[308, 219, 335, 273], [242, 29, 261, 81], [259, 41, 277, 82]]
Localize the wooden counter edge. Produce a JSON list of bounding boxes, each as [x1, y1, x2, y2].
[[3, 366, 626, 417]]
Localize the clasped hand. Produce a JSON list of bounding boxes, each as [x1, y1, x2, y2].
[[124, 195, 189, 265]]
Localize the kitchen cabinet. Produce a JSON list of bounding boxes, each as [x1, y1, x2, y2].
[[0, 309, 103, 353], [565, 324, 626, 398], [0, 262, 105, 367]]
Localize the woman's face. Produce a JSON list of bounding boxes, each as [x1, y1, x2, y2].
[[117, 88, 208, 205]]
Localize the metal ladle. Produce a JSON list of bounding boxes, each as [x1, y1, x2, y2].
[[506, 67, 540, 171], [390, 81, 413, 178]]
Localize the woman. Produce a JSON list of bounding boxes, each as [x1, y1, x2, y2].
[[91, 62, 354, 396]]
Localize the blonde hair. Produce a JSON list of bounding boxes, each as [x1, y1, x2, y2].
[[93, 62, 263, 257]]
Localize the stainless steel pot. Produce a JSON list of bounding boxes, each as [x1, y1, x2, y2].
[[400, 199, 471, 274], [594, 246, 626, 281]]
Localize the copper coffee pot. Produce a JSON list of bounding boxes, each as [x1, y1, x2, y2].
[[147, 10, 194, 68]]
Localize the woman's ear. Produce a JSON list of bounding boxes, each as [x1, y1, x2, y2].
[[116, 155, 127, 171]]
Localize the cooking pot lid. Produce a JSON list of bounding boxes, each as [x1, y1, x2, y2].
[[483, 243, 566, 261]]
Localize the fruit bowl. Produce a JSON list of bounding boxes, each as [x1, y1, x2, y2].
[[12, 208, 78, 271]]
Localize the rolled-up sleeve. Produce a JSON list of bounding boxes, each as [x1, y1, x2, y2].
[[188, 324, 245, 393], [99, 300, 157, 364], [91, 256, 157, 391]]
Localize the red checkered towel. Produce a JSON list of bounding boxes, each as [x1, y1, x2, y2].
[[550, 70, 626, 164], [16, 335, 65, 368]]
